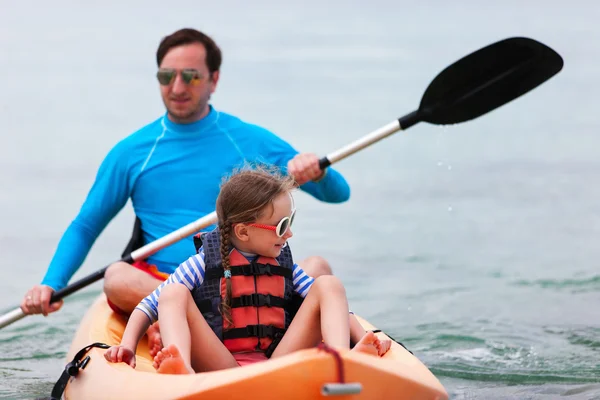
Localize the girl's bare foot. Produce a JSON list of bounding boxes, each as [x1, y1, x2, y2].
[[152, 344, 193, 374], [147, 322, 163, 358], [377, 338, 392, 356], [351, 331, 380, 357]]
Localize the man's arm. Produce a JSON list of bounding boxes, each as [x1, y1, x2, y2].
[[40, 143, 132, 291], [288, 153, 350, 203], [256, 128, 351, 203]]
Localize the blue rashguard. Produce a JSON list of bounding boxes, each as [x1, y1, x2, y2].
[[41, 106, 350, 290]]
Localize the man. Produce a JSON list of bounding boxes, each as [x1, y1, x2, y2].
[[20, 28, 350, 321]]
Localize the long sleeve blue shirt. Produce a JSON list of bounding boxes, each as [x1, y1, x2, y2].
[[41, 107, 350, 290]]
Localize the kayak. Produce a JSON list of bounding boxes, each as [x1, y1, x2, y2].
[[62, 294, 449, 400]]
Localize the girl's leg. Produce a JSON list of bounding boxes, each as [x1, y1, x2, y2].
[[297, 255, 332, 278], [154, 283, 238, 373], [271, 276, 353, 358]]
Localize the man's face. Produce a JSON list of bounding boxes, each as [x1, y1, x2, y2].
[[158, 43, 219, 123]]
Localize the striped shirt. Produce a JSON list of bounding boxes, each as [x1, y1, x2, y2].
[[136, 248, 315, 323]]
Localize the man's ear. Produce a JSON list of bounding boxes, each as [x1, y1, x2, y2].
[[233, 223, 250, 242], [210, 70, 220, 93]]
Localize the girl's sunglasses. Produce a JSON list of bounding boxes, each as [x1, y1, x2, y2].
[[156, 68, 203, 86], [248, 209, 296, 238]]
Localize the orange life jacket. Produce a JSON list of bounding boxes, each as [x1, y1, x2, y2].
[[191, 229, 294, 355]]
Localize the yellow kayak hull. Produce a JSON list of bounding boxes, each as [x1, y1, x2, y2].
[[64, 294, 448, 400]]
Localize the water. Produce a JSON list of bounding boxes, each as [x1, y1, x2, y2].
[[1, 1, 599, 399]]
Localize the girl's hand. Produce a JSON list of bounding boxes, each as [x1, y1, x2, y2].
[[104, 345, 136, 368]]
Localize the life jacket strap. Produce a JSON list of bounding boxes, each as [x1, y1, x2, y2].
[[231, 294, 288, 308], [197, 294, 288, 313], [222, 324, 286, 340], [204, 263, 292, 280]]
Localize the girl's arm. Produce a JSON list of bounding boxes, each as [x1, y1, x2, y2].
[[105, 252, 207, 368], [121, 309, 152, 350], [104, 309, 151, 368]]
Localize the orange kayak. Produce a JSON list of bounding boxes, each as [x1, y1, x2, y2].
[[63, 294, 449, 400]]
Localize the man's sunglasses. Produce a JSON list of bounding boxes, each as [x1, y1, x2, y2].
[[156, 68, 204, 86]]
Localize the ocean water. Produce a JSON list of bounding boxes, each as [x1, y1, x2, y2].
[[1, 1, 599, 399]]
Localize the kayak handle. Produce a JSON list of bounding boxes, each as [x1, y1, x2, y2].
[[321, 383, 362, 396]]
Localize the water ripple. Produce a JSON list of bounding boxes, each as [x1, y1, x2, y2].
[[406, 322, 600, 386], [545, 326, 600, 351], [512, 275, 600, 293], [402, 286, 472, 300], [433, 365, 600, 385]]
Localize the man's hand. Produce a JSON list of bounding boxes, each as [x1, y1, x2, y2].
[[287, 153, 326, 186], [20, 285, 63, 316]]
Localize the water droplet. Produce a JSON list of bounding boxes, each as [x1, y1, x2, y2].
[[447, 165, 452, 170], [448, 206, 453, 212], [437, 161, 443, 167]]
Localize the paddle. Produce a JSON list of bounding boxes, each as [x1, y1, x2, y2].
[[0, 36, 563, 330], [319, 36, 563, 168]]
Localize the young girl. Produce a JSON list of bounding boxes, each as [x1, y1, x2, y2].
[[104, 168, 390, 373]]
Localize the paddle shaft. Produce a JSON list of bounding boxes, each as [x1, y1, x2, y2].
[[319, 112, 420, 169], [0, 212, 218, 329]]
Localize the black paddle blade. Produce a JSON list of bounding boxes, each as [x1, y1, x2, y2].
[[418, 37, 563, 126]]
